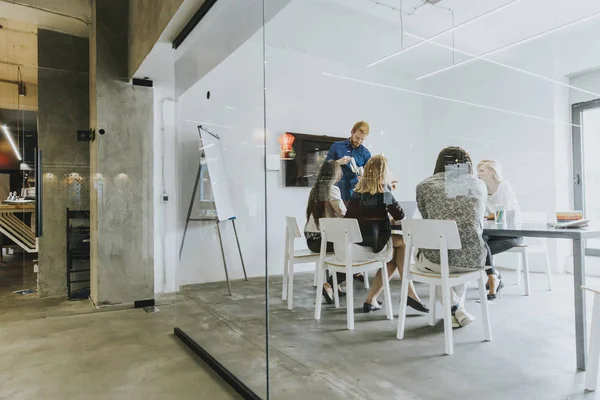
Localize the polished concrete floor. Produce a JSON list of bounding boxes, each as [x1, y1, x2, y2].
[[179, 270, 600, 400], [0, 296, 241, 400]]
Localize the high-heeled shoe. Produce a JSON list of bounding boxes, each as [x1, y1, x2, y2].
[[485, 272, 503, 290], [487, 276, 504, 301], [363, 302, 382, 313], [407, 297, 429, 313], [322, 287, 334, 304]]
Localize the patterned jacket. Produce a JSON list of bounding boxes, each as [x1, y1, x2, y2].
[[416, 171, 487, 270]]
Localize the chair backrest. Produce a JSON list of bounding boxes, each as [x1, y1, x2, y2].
[[285, 216, 301, 238], [398, 201, 418, 220], [319, 218, 363, 244], [519, 212, 547, 223], [402, 219, 462, 250]]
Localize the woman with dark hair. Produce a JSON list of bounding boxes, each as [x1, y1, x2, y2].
[[304, 161, 345, 252], [304, 161, 347, 301], [416, 147, 501, 328]]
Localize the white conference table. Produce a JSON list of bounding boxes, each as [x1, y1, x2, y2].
[[484, 221, 600, 371], [393, 221, 600, 370]]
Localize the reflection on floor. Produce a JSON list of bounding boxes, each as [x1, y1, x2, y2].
[[0, 298, 241, 400], [179, 271, 600, 400]]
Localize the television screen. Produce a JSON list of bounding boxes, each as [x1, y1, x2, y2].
[[283, 133, 344, 187]]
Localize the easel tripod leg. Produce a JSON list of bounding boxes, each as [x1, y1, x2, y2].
[[217, 221, 232, 296], [232, 220, 248, 281]]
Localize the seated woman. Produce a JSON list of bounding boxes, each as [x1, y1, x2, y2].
[[304, 161, 347, 301], [416, 147, 499, 328], [477, 159, 523, 299], [334, 154, 428, 314]]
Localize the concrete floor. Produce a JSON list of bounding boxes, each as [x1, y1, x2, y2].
[[179, 270, 600, 400], [0, 298, 241, 400]]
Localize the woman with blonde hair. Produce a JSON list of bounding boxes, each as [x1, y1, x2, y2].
[[338, 154, 428, 313], [477, 159, 523, 299]]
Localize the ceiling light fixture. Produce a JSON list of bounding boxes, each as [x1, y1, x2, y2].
[[415, 11, 600, 80], [404, 32, 600, 97], [1, 125, 22, 161], [367, 0, 526, 67], [322, 72, 579, 127]]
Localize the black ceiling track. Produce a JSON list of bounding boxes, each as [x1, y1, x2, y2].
[[172, 0, 219, 50]]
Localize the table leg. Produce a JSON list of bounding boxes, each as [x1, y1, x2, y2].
[[574, 238, 587, 371]]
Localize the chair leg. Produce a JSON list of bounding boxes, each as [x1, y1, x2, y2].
[[333, 271, 340, 309], [313, 261, 318, 287], [522, 251, 531, 296], [346, 271, 354, 330], [586, 294, 600, 391], [396, 272, 411, 339], [429, 284, 437, 326], [441, 282, 454, 355], [545, 250, 553, 291], [363, 272, 370, 289], [287, 262, 294, 310], [516, 254, 522, 286], [381, 263, 393, 321], [282, 255, 289, 301], [314, 263, 325, 320], [478, 271, 492, 342]]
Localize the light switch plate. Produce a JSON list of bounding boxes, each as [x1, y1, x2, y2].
[[266, 154, 281, 171]]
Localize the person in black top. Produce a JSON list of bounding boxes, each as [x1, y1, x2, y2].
[[333, 154, 428, 314]]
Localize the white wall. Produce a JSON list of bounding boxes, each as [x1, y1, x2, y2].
[[175, 32, 428, 284], [171, 0, 600, 285], [570, 70, 600, 105], [421, 62, 568, 273]]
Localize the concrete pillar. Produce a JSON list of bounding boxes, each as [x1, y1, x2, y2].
[[89, 0, 154, 306], [37, 29, 90, 298]]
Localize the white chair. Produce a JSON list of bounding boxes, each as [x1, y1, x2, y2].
[[506, 212, 552, 295], [397, 219, 492, 355], [283, 216, 322, 310], [583, 286, 600, 392], [283, 217, 369, 310], [314, 218, 393, 330]]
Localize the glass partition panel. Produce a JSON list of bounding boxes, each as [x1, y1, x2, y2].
[[263, 0, 600, 399], [174, 0, 269, 397]]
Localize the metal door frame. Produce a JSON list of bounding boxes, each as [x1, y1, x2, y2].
[[572, 98, 600, 257]]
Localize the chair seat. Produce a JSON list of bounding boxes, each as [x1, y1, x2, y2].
[[324, 255, 382, 267], [293, 249, 331, 258], [409, 264, 479, 279]]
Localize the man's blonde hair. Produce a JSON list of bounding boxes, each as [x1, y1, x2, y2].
[[354, 154, 388, 195], [352, 121, 370, 135]]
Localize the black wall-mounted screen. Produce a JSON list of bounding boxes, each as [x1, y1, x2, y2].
[[283, 133, 344, 187]]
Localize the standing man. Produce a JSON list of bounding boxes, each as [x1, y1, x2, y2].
[[326, 121, 372, 202]]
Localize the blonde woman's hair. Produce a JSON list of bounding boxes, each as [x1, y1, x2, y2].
[[354, 154, 388, 195], [352, 121, 370, 135], [477, 159, 504, 182]]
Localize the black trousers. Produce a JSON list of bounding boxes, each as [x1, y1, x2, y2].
[[483, 235, 524, 275]]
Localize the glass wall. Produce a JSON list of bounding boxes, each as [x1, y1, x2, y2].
[[263, 0, 600, 399], [175, 0, 600, 398], [173, 0, 269, 397]]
